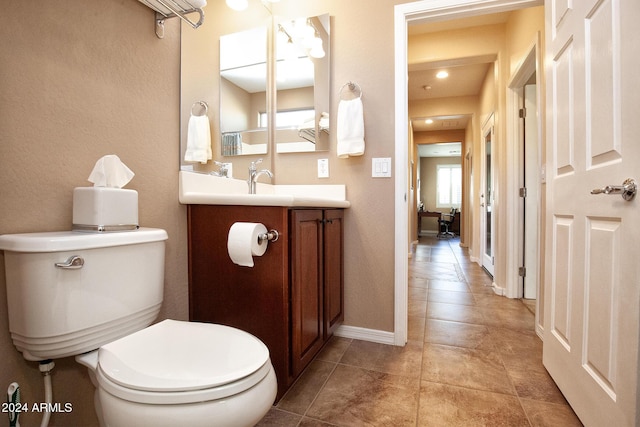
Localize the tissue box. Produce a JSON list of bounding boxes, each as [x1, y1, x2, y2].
[[72, 187, 138, 231]]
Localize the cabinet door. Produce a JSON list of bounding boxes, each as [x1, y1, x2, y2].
[[324, 209, 344, 337], [290, 209, 324, 376]]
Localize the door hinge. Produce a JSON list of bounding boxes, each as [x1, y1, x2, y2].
[[519, 187, 527, 197], [519, 108, 526, 118], [519, 266, 526, 277]]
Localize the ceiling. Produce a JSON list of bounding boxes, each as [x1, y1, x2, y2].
[[418, 142, 462, 158], [408, 12, 510, 147]]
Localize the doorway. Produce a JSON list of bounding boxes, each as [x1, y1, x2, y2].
[[507, 41, 542, 333], [481, 114, 495, 277], [393, 0, 544, 346]]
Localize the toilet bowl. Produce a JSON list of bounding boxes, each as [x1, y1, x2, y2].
[[77, 320, 277, 427], [0, 228, 276, 426]]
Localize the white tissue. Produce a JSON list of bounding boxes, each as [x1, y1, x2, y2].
[[227, 222, 268, 267], [88, 155, 134, 188]]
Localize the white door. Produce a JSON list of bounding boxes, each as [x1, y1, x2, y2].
[[543, 0, 640, 425], [481, 115, 495, 276]]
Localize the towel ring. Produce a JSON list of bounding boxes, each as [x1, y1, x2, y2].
[[191, 101, 208, 117], [339, 81, 362, 100]]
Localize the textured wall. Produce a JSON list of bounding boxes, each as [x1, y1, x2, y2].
[[0, 1, 185, 425]]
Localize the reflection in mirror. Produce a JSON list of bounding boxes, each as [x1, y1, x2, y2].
[[275, 14, 330, 153], [219, 26, 268, 156]]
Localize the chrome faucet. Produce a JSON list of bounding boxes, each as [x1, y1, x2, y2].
[[209, 161, 229, 178], [248, 159, 273, 194]]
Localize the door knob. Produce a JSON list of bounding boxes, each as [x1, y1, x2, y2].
[[591, 178, 636, 201]]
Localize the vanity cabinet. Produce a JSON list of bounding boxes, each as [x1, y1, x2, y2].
[[187, 205, 344, 400], [289, 209, 344, 377]]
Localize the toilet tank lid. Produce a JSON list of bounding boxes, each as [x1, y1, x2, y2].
[[0, 228, 168, 252]]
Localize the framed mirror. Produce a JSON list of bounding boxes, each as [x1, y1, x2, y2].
[[275, 14, 330, 154], [219, 26, 268, 156]]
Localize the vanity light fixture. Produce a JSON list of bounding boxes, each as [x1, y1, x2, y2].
[[227, 0, 279, 11], [278, 19, 325, 60], [309, 36, 325, 59], [436, 70, 449, 79]]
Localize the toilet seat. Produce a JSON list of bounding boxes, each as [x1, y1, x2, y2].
[[78, 320, 273, 405]]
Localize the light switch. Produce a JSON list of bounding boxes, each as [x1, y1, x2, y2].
[[372, 158, 392, 178], [318, 158, 329, 178]]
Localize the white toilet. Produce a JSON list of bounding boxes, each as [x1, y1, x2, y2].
[[0, 228, 276, 427]]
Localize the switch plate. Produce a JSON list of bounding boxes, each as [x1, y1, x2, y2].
[[318, 158, 329, 178], [372, 157, 392, 178]]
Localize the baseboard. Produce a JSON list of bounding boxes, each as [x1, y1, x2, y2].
[[334, 325, 396, 345], [492, 282, 505, 296]]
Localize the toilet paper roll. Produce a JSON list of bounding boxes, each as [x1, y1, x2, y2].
[[227, 222, 268, 267]]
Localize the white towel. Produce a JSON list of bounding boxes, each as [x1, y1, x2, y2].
[[184, 115, 212, 164], [337, 98, 365, 158]]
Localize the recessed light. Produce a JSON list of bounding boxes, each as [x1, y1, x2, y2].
[[425, 119, 433, 124], [436, 71, 449, 79]]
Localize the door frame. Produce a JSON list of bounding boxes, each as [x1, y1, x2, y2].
[[481, 113, 496, 277], [393, 0, 544, 345], [506, 38, 544, 337]]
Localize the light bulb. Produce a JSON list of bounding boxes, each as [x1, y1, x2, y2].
[[226, 0, 248, 11], [309, 37, 325, 58]]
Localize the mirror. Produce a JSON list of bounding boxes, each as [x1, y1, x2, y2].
[[275, 14, 330, 153], [219, 26, 268, 156], [217, 14, 331, 157]]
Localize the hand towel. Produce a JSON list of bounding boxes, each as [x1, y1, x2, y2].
[[337, 98, 365, 158], [184, 114, 212, 164]]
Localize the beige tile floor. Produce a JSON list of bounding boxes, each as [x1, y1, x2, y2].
[[257, 236, 583, 426]]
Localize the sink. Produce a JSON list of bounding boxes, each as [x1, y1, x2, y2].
[[178, 171, 351, 208]]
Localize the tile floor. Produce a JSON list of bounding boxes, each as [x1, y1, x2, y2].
[[257, 236, 583, 426]]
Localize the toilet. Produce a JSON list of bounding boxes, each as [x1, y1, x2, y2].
[[0, 228, 277, 427]]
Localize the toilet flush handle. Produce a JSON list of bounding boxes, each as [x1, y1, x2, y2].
[[54, 255, 84, 269]]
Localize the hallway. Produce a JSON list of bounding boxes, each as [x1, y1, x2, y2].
[[258, 237, 582, 426]]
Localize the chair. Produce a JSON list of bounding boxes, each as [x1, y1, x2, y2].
[[437, 208, 457, 239]]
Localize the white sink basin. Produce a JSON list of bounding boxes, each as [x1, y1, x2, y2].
[[178, 171, 351, 208]]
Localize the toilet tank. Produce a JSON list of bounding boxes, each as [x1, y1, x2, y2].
[[0, 228, 168, 361]]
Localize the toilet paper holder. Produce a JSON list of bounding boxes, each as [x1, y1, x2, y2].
[[258, 229, 279, 243]]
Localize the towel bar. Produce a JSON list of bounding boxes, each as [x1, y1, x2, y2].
[[191, 101, 208, 117], [138, 0, 206, 39], [339, 81, 362, 100]]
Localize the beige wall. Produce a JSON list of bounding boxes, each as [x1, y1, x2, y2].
[[0, 1, 186, 425]]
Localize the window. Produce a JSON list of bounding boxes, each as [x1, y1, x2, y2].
[[436, 164, 462, 208], [259, 109, 315, 128]]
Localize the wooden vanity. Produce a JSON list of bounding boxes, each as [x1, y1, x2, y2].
[[187, 204, 344, 400]]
